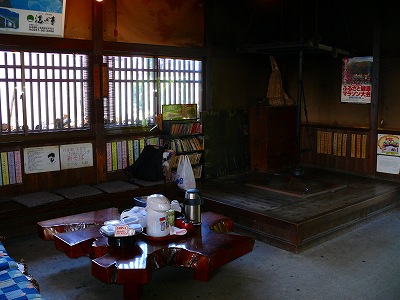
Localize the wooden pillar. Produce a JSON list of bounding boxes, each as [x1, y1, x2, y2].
[[368, 0, 381, 175], [204, 0, 213, 111], [93, 0, 106, 183]]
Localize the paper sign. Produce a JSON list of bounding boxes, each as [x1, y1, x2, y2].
[[114, 225, 129, 237], [60, 143, 93, 170], [24, 146, 60, 174], [376, 155, 400, 175]]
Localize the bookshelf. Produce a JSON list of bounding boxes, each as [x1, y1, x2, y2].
[[162, 119, 204, 181]]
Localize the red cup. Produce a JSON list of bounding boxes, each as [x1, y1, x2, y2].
[[181, 220, 194, 233], [175, 218, 184, 228], [175, 219, 194, 233]]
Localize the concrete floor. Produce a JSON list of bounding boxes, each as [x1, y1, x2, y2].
[[4, 209, 400, 300]]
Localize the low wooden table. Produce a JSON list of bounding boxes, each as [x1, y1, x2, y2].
[[37, 208, 255, 299]]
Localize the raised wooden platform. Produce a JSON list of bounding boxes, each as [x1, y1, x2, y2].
[[198, 167, 400, 253]]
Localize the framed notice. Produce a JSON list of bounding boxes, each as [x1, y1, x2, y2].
[[341, 56, 373, 104], [60, 143, 93, 170], [24, 146, 60, 174], [0, 0, 66, 38]]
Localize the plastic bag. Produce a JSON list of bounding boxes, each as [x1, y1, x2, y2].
[[176, 155, 196, 190]]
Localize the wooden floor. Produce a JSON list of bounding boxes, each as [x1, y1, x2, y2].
[[198, 167, 400, 253]]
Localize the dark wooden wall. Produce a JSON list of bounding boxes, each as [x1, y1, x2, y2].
[[2, 0, 400, 197], [0, 0, 204, 197]]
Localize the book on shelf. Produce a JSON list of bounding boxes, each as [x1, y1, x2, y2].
[[134, 139, 140, 161], [1, 152, 9, 185], [116, 141, 123, 170], [193, 165, 203, 179], [121, 140, 128, 169], [171, 153, 202, 168], [184, 138, 190, 151], [111, 142, 118, 171], [106, 143, 112, 171], [188, 138, 197, 151], [14, 150, 22, 184], [139, 138, 145, 153], [170, 137, 204, 153], [169, 121, 202, 135], [128, 140, 134, 165], [7, 151, 16, 184], [173, 139, 183, 153]]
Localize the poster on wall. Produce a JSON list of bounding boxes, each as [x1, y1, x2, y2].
[[0, 0, 66, 38], [377, 134, 399, 156], [341, 56, 373, 104], [376, 134, 400, 174], [60, 143, 93, 170], [23, 146, 60, 174]]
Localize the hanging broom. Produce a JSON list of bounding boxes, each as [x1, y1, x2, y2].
[[266, 56, 294, 106]]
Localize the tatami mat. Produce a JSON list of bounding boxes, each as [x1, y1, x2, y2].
[[54, 185, 103, 199], [94, 180, 140, 193], [13, 192, 64, 207]]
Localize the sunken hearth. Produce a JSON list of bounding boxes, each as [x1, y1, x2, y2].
[[198, 167, 400, 253]]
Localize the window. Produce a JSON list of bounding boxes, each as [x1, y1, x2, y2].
[[0, 50, 90, 134], [104, 55, 202, 127]]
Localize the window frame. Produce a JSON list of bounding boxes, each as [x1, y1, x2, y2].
[[103, 54, 203, 129], [0, 49, 92, 136]]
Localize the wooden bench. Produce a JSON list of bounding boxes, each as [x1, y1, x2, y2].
[[0, 180, 178, 238]]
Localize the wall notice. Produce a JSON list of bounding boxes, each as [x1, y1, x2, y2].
[[0, 0, 66, 38], [24, 146, 60, 174], [60, 143, 93, 170], [377, 155, 400, 175]]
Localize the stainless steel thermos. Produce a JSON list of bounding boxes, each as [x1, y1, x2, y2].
[[184, 188, 203, 224]]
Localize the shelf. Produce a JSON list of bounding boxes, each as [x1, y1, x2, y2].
[[162, 119, 204, 181]]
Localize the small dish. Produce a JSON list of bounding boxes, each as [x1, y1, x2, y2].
[[100, 225, 143, 247], [100, 224, 143, 238]]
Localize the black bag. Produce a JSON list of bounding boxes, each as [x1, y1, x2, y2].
[[124, 145, 165, 181]]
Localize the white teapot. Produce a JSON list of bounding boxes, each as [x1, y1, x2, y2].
[[146, 194, 171, 237]]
